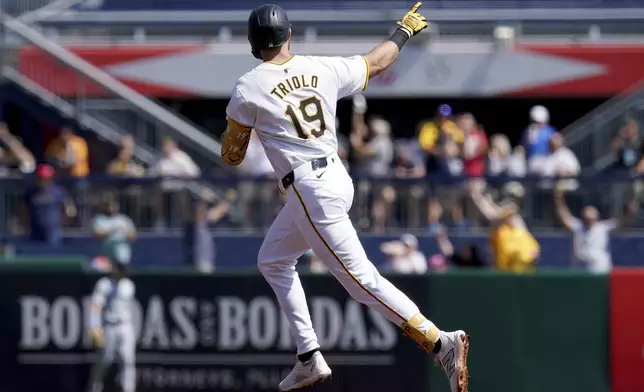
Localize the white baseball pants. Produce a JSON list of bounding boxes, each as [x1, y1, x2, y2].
[[87, 323, 136, 392], [258, 155, 436, 355]]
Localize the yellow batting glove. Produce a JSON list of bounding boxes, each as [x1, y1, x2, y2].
[[397, 2, 429, 37]]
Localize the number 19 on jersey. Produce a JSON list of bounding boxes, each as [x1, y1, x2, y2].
[[285, 96, 327, 139]]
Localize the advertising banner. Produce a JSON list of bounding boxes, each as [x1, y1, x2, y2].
[[610, 268, 644, 392], [19, 43, 644, 98], [0, 270, 429, 392]]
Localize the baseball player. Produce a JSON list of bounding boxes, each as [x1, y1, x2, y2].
[[221, 3, 469, 392], [86, 261, 136, 392]]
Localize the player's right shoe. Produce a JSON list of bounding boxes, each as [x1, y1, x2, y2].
[[278, 351, 332, 391], [435, 330, 470, 392]]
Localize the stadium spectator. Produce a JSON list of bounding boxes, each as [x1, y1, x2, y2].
[[350, 96, 394, 230], [611, 117, 644, 174], [417, 104, 463, 175], [610, 118, 644, 216], [150, 137, 200, 184], [416, 106, 465, 232], [380, 234, 427, 274], [183, 189, 237, 273], [150, 137, 200, 227], [106, 135, 146, 224], [522, 105, 556, 175], [470, 184, 539, 273], [106, 135, 145, 177], [384, 142, 426, 228], [458, 113, 488, 228], [0, 123, 35, 176], [538, 132, 581, 190], [554, 189, 637, 273], [487, 134, 526, 178], [460, 114, 488, 178], [21, 164, 76, 246], [92, 193, 136, 266], [393, 142, 426, 179], [350, 116, 394, 177], [45, 127, 89, 177]]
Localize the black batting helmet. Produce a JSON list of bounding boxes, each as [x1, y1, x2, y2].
[[248, 4, 291, 59]]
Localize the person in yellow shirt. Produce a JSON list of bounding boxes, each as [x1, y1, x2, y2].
[[418, 104, 464, 156], [470, 185, 539, 273], [419, 105, 467, 231], [45, 127, 89, 177]]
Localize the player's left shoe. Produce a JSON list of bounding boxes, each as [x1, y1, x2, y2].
[[435, 330, 470, 392], [278, 351, 332, 391]]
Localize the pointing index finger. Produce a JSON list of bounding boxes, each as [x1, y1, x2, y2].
[[410, 1, 422, 13]]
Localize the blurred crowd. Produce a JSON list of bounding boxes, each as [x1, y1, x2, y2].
[[342, 97, 585, 233], [0, 95, 642, 275]]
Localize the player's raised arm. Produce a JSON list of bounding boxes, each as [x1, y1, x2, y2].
[[554, 190, 578, 232], [364, 2, 428, 77]]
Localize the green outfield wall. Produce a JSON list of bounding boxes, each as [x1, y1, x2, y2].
[[426, 271, 609, 392], [0, 265, 610, 392]]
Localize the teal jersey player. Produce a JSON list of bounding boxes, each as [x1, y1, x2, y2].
[[92, 195, 136, 265]]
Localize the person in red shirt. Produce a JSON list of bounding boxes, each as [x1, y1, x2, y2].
[[459, 113, 488, 177], [458, 113, 488, 228]]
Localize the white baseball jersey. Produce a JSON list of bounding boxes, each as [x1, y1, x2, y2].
[[91, 277, 135, 325], [226, 55, 368, 179]]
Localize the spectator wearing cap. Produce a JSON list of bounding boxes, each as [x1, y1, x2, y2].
[[92, 193, 136, 266], [45, 127, 89, 177], [417, 104, 463, 175], [380, 234, 427, 275], [21, 164, 76, 246], [470, 185, 539, 273], [522, 105, 556, 175]]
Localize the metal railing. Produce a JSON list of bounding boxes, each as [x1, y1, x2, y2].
[[564, 81, 644, 172], [1, 174, 642, 234], [0, 15, 225, 170], [0, 0, 76, 17]]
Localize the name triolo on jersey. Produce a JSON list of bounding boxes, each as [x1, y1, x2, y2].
[[270, 74, 319, 100]]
